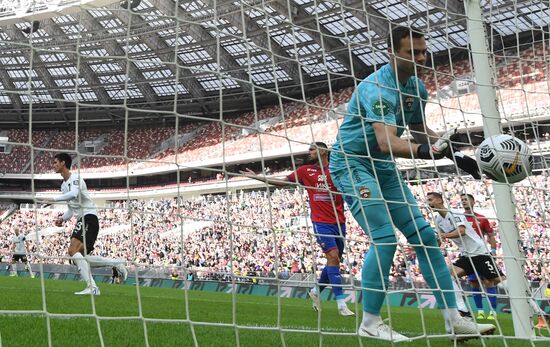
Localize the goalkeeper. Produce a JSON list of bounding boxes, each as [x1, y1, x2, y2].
[[329, 26, 492, 342]]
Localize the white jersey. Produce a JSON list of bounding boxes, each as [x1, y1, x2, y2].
[[435, 208, 487, 256], [55, 173, 97, 220], [11, 234, 26, 255]]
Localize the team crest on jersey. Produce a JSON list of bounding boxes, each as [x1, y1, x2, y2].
[[372, 99, 391, 117], [405, 96, 415, 110], [73, 180, 79, 185], [359, 186, 370, 199]]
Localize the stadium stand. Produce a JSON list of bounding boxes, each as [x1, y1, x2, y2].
[[1, 174, 548, 286], [0, 42, 547, 174]]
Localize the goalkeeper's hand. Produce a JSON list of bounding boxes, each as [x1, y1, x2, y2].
[[417, 128, 457, 160], [447, 150, 482, 179], [455, 151, 481, 179]]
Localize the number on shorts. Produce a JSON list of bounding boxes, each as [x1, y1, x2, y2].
[[485, 260, 495, 272]]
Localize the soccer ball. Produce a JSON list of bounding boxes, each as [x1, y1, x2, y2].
[[475, 134, 533, 183]]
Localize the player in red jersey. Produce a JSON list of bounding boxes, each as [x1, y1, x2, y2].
[[461, 193, 506, 320], [241, 142, 354, 316], [461, 194, 497, 253]]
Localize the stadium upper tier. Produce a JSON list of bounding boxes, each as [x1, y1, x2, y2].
[[0, 41, 548, 175], [0, 0, 547, 125]]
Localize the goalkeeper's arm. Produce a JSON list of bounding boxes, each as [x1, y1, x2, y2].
[[372, 122, 448, 159]]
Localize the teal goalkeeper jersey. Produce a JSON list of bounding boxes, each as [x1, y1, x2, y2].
[[331, 63, 429, 174]]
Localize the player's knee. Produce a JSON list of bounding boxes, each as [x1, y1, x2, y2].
[[483, 279, 494, 288], [401, 217, 435, 243]]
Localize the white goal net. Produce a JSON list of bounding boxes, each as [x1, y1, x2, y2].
[[0, 0, 549, 346]]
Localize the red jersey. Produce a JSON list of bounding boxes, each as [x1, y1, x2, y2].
[[466, 212, 494, 238], [287, 164, 345, 224]]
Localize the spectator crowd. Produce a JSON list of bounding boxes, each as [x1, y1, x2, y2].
[[1, 174, 548, 287]]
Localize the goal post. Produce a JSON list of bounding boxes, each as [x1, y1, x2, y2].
[[464, 0, 533, 338]]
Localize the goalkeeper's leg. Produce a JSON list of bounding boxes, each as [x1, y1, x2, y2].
[[331, 168, 411, 341], [390, 179, 495, 339]]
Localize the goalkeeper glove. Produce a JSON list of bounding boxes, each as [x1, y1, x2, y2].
[[417, 128, 456, 160], [449, 151, 482, 179], [439, 129, 482, 179]]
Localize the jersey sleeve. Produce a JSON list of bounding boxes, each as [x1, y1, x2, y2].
[[359, 81, 397, 125], [409, 80, 428, 124], [54, 177, 80, 202], [286, 166, 305, 185], [453, 213, 468, 228], [481, 219, 494, 235], [286, 171, 297, 182]]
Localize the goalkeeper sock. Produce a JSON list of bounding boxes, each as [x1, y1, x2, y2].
[[487, 287, 497, 311], [452, 280, 469, 312], [72, 253, 96, 288], [361, 235, 396, 315], [326, 266, 345, 300], [472, 287, 483, 311], [406, 230, 457, 309], [85, 256, 124, 268]]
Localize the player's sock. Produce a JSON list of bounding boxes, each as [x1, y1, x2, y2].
[[487, 287, 497, 312], [72, 253, 96, 288], [85, 256, 124, 268], [26, 263, 34, 278], [452, 279, 469, 312], [318, 267, 329, 293], [361, 235, 396, 314], [407, 229, 457, 309], [326, 266, 345, 302], [472, 287, 483, 311], [336, 299, 347, 310]]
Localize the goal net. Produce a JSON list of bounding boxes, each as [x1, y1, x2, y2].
[[0, 0, 549, 345]]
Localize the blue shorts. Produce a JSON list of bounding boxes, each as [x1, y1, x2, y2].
[[467, 274, 479, 282], [312, 222, 346, 254]]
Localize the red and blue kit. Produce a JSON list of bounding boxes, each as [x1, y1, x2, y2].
[[286, 164, 345, 224]]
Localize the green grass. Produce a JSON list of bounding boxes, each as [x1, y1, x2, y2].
[[0, 277, 548, 346]]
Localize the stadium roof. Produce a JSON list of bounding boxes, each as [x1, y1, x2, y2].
[[0, 0, 548, 125]]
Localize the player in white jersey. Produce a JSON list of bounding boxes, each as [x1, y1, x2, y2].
[[42, 153, 127, 295], [8, 227, 34, 277], [427, 192, 500, 318]]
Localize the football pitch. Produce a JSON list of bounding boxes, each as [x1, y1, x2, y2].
[[0, 277, 547, 347]]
